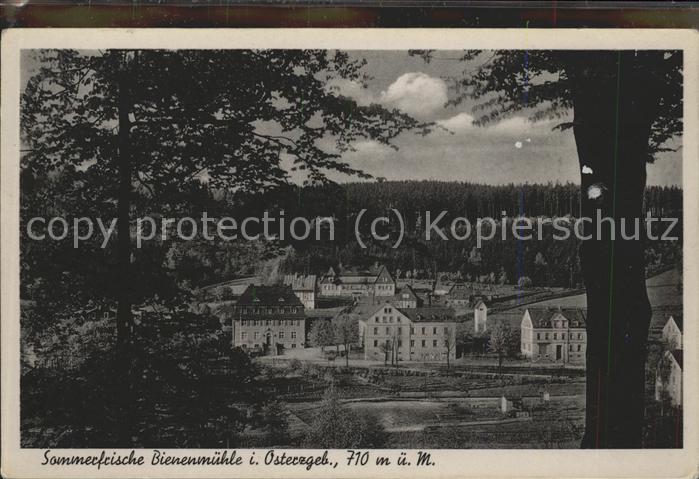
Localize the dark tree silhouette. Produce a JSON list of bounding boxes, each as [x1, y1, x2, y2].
[[22, 49, 423, 358], [413, 49, 682, 448]]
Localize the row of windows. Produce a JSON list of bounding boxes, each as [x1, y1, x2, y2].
[[522, 342, 583, 352], [238, 307, 301, 314], [240, 319, 302, 327], [372, 339, 446, 348], [374, 315, 402, 323], [242, 331, 297, 340], [371, 326, 450, 335], [536, 332, 584, 340]]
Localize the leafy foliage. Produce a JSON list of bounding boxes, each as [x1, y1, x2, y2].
[[303, 389, 386, 448]]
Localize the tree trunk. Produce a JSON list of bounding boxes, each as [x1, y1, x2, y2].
[[116, 71, 133, 357], [115, 68, 135, 446], [567, 51, 662, 448]]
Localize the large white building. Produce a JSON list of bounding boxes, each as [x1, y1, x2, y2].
[[359, 304, 457, 363], [520, 307, 587, 364]]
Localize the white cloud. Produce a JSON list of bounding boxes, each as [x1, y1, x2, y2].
[[490, 116, 534, 133], [380, 72, 448, 117], [436, 112, 474, 132]]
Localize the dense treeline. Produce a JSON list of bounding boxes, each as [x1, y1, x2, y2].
[[246, 181, 682, 287]]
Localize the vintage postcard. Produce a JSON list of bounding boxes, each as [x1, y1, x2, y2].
[[1, 28, 697, 478]]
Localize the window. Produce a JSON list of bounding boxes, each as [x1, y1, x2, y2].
[[291, 344, 296, 348], [569, 344, 573, 351], [444, 327, 449, 334], [422, 327, 426, 335], [291, 331, 297, 339], [398, 327, 402, 334], [384, 307, 390, 314], [578, 333, 583, 339], [433, 340, 437, 347], [386, 327, 390, 334], [577, 344, 581, 351], [254, 332, 260, 339], [375, 317, 379, 323], [241, 332, 247, 340], [410, 340, 415, 347], [545, 333, 549, 340], [279, 331, 285, 339], [373, 340, 378, 347], [421, 340, 426, 347], [374, 327, 378, 335], [398, 340, 402, 347], [553, 333, 557, 340], [537, 333, 541, 340], [562, 333, 566, 339], [410, 327, 415, 334], [433, 327, 437, 334]]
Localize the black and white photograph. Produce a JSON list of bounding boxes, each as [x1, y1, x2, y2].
[[1, 28, 697, 478]]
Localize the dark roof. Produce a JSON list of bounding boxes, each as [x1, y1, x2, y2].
[[525, 307, 586, 328], [400, 307, 457, 323], [236, 285, 302, 307], [670, 349, 683, 369], [283, 274, 316, 291]]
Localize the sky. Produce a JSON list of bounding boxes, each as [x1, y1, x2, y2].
[[21, 50, 682, 187], [297, 50, 682, 187]]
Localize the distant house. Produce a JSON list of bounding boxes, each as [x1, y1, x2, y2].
[[432, 278, 452, 296], [655, 349, 683, 407], [474, 300, 488, 333], [319, 265, 395, 297], [661, 314, 683, 350], [445, 284, 471, 308], [228, 285, 305, 355], [360, 304, 457, 363], [392, 285, 421, 309], [520, 307, 587, 363], [283, 274, 317, 310]]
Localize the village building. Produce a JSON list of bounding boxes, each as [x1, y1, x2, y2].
[[655, 349, 683, 407], [474, 300, 488, 333], [392, 284, 421, 308], [445, 285, 470, 307], [520, 307, 587, 364], [283, 274, 317, 309], [319, 265, 395, 297], [228, 285, 305, 355], [661, 314, 683, 350], [359, 304, 457, 362]]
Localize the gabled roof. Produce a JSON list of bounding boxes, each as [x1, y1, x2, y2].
[[395, 285, 419, 301], [474, 299, 487, 309], [400, 306, 457, 323], [283, 274, 316, 291], [374, 265, 394, 284], [670, 349, 683, 369], [236, 285, 303, 307], [668, 314, 683, 332], [525, 307, 586, 328]]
